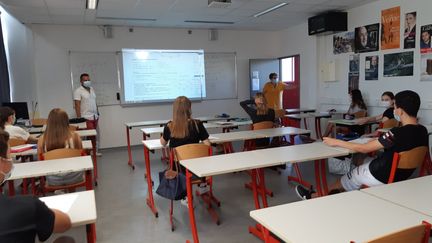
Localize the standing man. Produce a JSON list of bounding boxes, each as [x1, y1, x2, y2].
[[262, 72, 294, 118], [74, 73, 101, 156]]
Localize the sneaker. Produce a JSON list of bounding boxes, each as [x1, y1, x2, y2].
[[54, 189, 66, 195], [180, 197, 195, 209], [197, 183, 210, 194], [96, 152, 102, 157], [295, 185, 314, 200]]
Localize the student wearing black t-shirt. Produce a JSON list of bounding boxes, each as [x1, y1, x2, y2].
[[160, 96, 210, 148], [296, 90, 428, 199], [357, 91, 395, 125], [240, 92, 275, 147], [160, 96, 210, 207], [0, 130, 72, 242]]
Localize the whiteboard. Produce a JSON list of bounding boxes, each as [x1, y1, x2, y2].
[[204, 52, 237, 100], [69, 51, 237, 106], [69, 51, 120, 106]]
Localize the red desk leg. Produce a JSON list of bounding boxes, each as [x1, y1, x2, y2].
[[90, 136, 98, 184], [303, 118, 308, 130], [85, 170, 94, 190], [7, 180, 15, 196], [288, 164, 312, 189], [143, 146, 158, 217], [186, 169, 199, 243], [126, 126, 135, 169], [86, 223, 96, 243], [248, 169, 279, 242], [314, 160, 323, 197], [320, 159, 329, 195]]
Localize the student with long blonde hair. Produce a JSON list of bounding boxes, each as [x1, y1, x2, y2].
[[160, 96, 210, 207], [240, 92, 275, 123], [37, 108, 83, 186], [160, 96, 210, 147]]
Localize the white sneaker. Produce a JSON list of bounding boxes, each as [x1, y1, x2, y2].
[[180, 197, 196, 209], [197, 183, 210, 194], [54, 189, 66, 195]]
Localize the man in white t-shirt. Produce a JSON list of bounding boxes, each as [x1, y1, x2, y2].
[[73, 73, 101, 156]]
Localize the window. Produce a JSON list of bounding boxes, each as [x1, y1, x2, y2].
[[280, 57, 295, 82]]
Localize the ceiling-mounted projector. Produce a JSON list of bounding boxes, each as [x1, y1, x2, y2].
[[208, 0, 231, 8]]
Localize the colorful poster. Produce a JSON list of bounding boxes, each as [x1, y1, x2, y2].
[[348, 72, 359, 93], [420, 54, 432, 81], [365, 55, 379, 80], [420, 24, 432, 54], [403, 12, 416, 49], [381, 6, 400, 50], [355, 24, 379, 53], [333, 31, 355, 54], [383, 51, 414, 77], [349, 54, 360, 72]]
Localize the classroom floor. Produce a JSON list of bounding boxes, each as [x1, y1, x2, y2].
[[44, 143, 339, 243]]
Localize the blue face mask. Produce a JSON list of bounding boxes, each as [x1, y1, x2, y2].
[[393, 110, 401, 122]]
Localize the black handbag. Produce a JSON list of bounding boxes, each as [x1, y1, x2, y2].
[[156, 158, 187, 201]]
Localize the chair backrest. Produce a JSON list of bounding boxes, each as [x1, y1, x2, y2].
[[353, 110, 367, 118], [381, 119, 399, 129], [360, 221, 431, 243], [42, 148, 84, 160], [9, 138, 26, 147], [252, 121, 274, 130], [174, 143, 212, 161], [31, 118, 47, 126], [388, 146, 428, 183]]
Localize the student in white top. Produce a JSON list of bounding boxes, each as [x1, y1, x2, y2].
[[73, 73, 101, 156], [0, 106, 38, 144]]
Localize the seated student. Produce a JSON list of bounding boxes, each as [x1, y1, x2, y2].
[[323, 89, 368, 137], [0, 106, 38, 144], [240, 92, 275, 147], [357, 91, 395, 125], [0, 129, 73, 242], [37, 108, 83, 186], [296, 90, 428, 199], [160, 96, 210, 206]]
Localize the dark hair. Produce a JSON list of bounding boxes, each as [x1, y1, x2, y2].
[[269, 73, 277, 79], [406, 12, 416, 18], [395, 90, 421, 117], [381, 91, 395, 100], [349, 89, 367, 110], [0, 129, 9, 158], [80, 73, 90, 81], [0, 107, 14, 129]]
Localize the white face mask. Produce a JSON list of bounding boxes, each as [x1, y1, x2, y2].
[[381, 100, 391, 107], [11, 115, 16, 124], [83, 80, 91, 88]]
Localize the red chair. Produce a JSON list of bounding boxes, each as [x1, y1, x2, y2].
[[38, 148, 89, 195], [350, 220, 431, 243], [170, 144, 220, 231]]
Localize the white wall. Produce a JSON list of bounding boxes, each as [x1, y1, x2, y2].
[[278, 22, 318, 109], [31, 25, 282, 148], [317, 0, 432, 124], [0, 6, 37, 109]]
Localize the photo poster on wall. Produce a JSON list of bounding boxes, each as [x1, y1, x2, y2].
[[355, 23, 380, 53], [404, 12, 417, 49], [420, 24, 432, 54], [365, 55, 379, 80], [420, 54, 432, 81], [349, 54, 360, 72], [348, 72, 359, 93], [383, 51, 414, 77], [333, 31, 355, 54], [381, 6, 400, 50]]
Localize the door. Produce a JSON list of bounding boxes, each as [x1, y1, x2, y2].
[[280, 55, 300, 109], [249, 59, 279, 99]]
